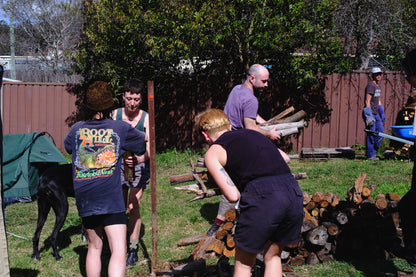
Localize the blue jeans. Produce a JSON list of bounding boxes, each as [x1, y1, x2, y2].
[[365, 113, 384, 158]]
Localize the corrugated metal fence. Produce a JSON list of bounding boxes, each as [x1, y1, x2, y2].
[[1, 71, 412, 152]]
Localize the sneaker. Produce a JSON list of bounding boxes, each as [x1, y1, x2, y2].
[[206, 222, 220, 236], [367, 156, 380, 161], [126, 248, 138, 267]]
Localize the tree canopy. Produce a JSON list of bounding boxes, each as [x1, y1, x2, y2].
[[75, 0, 353, 124]]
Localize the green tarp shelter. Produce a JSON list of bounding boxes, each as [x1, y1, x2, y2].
[[2, 132, 68, 198]]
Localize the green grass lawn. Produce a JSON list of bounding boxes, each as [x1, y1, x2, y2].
[[4, 149, 416, 276]]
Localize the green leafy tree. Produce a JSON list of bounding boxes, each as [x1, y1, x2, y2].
[[75, 0, 348, 124]]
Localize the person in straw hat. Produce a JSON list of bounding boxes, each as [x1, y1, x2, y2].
[[64, 81, 146, 277]]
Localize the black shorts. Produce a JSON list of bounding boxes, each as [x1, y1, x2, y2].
[[82, 212, 126, 229], [235, 174, 304, 254]]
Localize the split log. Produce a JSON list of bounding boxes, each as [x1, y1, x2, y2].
[[351, 173, 366, 204], [223, 247, 235, 257], [321, 222, 339, 236], [259, 120, 306, 131], [303, 191, 311, 205], [375, 194, 388, 210], [306, 225, 329, 246], [178, 234, 209, 246], [225, 209, 236, 222], [293, 172, 308, 180], [262, 106, 295, 125], [386, 193, 401, 201], [206, 239, 225, 255], [290, 255, 306, 266], [362, 184, 376, 198], [215, 228, 229, 240], [333, 210, 348, 225], [320, 192, 334, 208], [191, 236, 216, 260], [222, 222, 234, 232], [331, 195, 340, 207], [190, 158, 207, 193], [311, 208, 319, 217], [312, 191, 323, 203], [169, 172, 208, 185], [262, 110, 307, 126], [304, 200, 317, 211], [226, 234, 235, 249], [306, 252, 320, 265]]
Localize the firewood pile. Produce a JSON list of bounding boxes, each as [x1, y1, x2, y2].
[[173, 170, 404, 267]]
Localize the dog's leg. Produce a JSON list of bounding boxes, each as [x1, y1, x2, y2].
[[48, 190, 68, 260], [31, 196, 51, 261]]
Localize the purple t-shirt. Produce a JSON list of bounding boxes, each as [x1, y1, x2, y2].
[[365, 82, 381, 114], [224, 84, 258, 129], [64, 118, 145, 217]]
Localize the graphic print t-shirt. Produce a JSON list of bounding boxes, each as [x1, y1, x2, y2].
[[64, 119, 145, 217]]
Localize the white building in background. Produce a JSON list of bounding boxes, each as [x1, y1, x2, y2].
[[0, 56, 47, 71]]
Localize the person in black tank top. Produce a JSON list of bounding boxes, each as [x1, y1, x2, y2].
[[195, 109, 303, 277]]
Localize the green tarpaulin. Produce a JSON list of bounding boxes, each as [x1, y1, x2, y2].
[[2, 132, 68, 198]]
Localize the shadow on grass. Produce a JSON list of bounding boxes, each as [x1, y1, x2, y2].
[[10, 268, 39, 277], [199, 202, 219, 224], [35, 224, 84, 259]]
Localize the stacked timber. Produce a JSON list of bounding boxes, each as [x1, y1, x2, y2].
[[176, 173, 404, 267], [177, 209, 238, 260]]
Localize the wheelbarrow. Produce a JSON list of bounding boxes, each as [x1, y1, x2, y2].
[[365, 125, 415, 146]]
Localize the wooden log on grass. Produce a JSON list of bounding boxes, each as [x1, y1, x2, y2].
[[375, 194, 388, 210], [178, 234, 209, 246]]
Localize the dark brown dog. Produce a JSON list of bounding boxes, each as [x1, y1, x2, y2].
[[31, 163, 85, 260]]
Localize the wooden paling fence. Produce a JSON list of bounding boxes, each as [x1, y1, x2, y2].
[[1, 71, 411, 152]]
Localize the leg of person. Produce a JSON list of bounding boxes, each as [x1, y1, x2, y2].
[[262, 241, 283, 277], [126, 187, 144, 266], [207, 195, 236, 236], [85, 226, 104, 277], [373, 115, 384, 153], [366, 124, 378, 160], [105, 223, 127, 277], [233, 245, 257, 277]]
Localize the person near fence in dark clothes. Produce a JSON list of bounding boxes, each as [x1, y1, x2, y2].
[[398, 49, 416, 267], [195, 109, 303, 277], [206, 64, 281, 236], [363, 67, 386, 160], [64, 81, 146, 277], [112, 78, 150, 267]]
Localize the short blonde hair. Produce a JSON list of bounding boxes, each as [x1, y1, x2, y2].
[[195, 109, 230, 138]]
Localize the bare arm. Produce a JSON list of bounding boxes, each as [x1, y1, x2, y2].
[[204, 145, 240, 202], [244, 117, 280, 140], [135, 113, 150, 164], [279, 149, 290, 164], [365, 93, 372, 107]]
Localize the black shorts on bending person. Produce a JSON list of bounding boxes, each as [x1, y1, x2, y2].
[[234, 174, 304, 254], [82, 212, 127, 229]]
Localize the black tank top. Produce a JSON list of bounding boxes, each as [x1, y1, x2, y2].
[[213, 129, 291, 191]]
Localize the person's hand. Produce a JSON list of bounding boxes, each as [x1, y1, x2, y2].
[[268, 125, 281, 140], [363, 107, 375, 127], [124, 155, 135, 167]]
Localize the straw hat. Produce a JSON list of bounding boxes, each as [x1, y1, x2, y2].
[[85, 81, 114, 111]]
